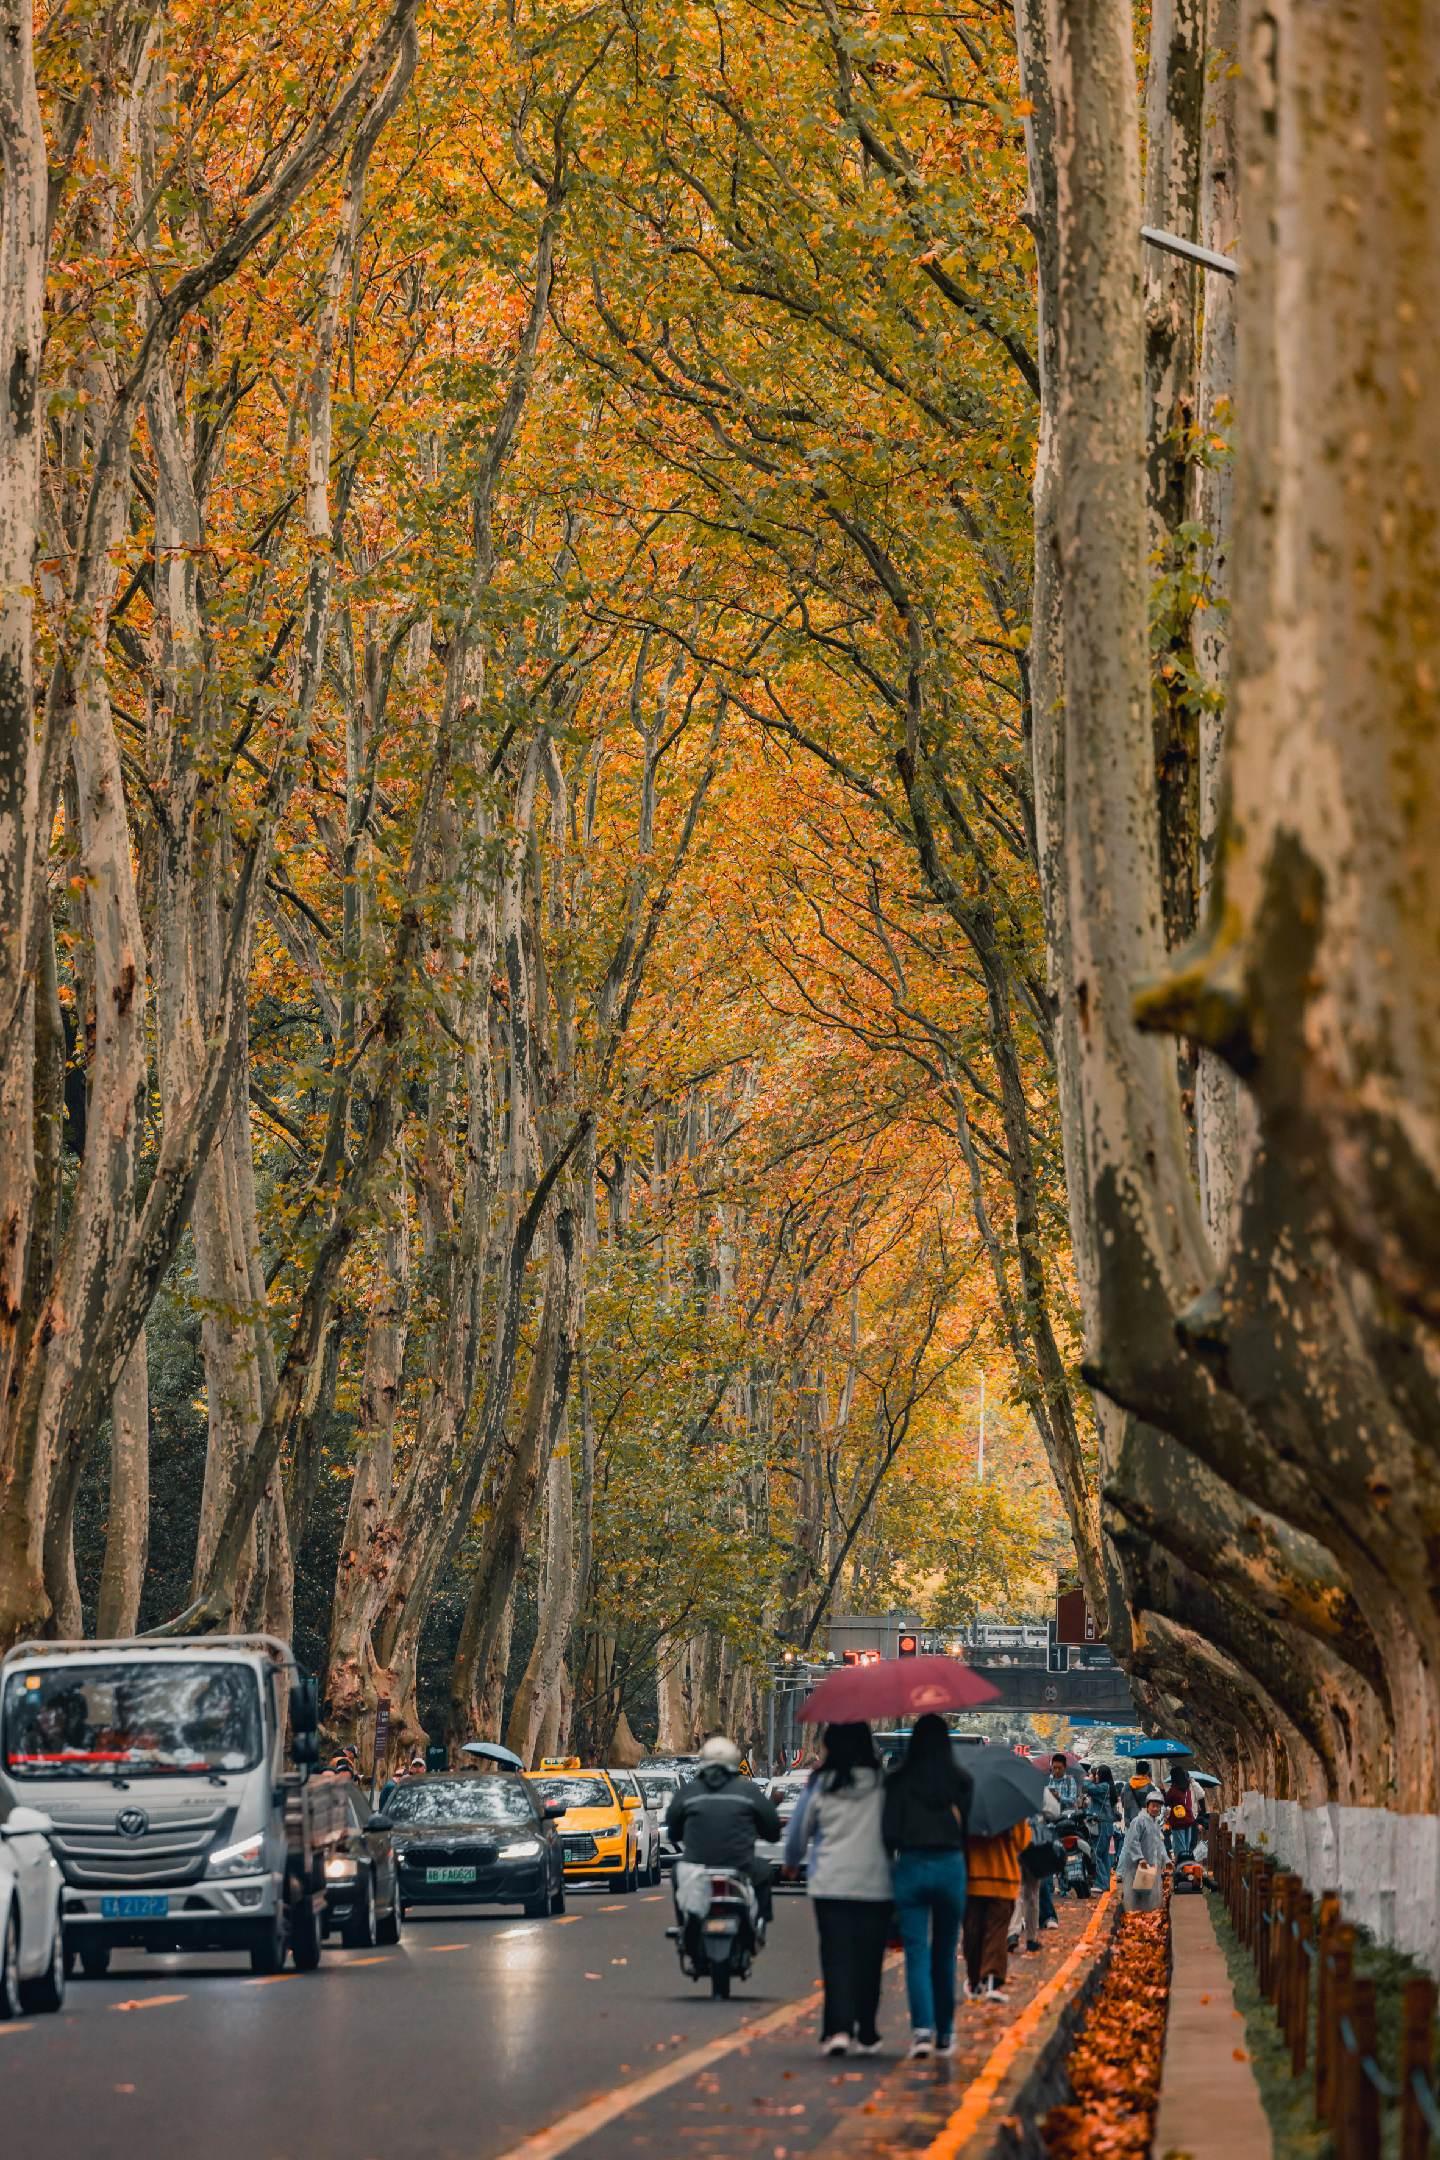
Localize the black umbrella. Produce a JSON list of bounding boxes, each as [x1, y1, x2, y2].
[[965, 1749, 1050, 1838]]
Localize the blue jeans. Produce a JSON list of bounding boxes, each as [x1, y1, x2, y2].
[[1093, 1825, 1113, 1891], [1173, 1825, 1195, 1861], [892, 1849, 967, 2039], [1039, 1874, 1058, 1926]]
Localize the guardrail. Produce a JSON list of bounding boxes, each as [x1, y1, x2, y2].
[[1213, 1819, 1440, 2159]]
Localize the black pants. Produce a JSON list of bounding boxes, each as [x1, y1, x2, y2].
[[813, 1897, 892, 2044]]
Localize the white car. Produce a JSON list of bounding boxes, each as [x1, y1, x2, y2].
[[635, 1768, 684, 1866], [758, 1773, 814, 1885], [607, 1769, 663, 1885], [1, 1805, 66, 2018]]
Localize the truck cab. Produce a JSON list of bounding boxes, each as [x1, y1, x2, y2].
[[0, 1635, 345, 1976]]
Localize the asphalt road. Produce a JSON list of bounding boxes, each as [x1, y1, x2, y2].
[[0, 1885, 843, 2160]]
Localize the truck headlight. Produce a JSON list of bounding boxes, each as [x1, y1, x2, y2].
[[324, 1854, 359, 1882], [498, 1839, 541, 1860], [207, 1832, 265, 1877]]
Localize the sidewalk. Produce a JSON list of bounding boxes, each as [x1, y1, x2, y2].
[[521, 1889, 1117, 2160], [1153, 1895, 1272, 2160]]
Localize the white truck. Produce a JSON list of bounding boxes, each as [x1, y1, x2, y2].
[[0, 1635, 349, 1976]]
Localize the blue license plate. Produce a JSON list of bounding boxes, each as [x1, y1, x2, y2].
[[100, 1894, 169, 1919]]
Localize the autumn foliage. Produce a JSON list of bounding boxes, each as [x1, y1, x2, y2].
[[1042, 1902, 1171, 2160]]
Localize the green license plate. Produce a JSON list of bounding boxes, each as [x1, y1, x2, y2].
[[425, 1866, 477, 1885]]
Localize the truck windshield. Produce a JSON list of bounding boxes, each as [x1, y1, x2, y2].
[[2, 1661, 264, 1779]]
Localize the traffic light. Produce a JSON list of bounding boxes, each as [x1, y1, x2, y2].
[[898, 1633, 918, 1658]]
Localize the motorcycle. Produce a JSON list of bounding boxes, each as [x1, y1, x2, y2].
[[667, 1860, 764, 1998], [1054, 1811, 1100, 1899]]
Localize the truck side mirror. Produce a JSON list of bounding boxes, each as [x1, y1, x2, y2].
[[291, 1731, 320, 1766], [289, 1673, 320, 1734]]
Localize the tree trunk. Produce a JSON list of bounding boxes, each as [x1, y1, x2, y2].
[[97, 1332, 149, 1637]]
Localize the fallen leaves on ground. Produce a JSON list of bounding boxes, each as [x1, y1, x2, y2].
[[1041, 1900, 1171, 2159]]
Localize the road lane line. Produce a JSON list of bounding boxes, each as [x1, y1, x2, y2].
[[596, 1903, 625, 1912], [110, 1994, 189, 2012], [919, 1889, 1115, 2160], [640, 1894, 664, 1903], [493, 1980, 824, 2160]]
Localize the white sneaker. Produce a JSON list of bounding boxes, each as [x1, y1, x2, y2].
[[854, 2038, 883, 2056], [936, 2034, 956, 2056], [823, 2033, 851, 2057], [1043, 1917, 1060, 1930], [984, 1978, 1009, 2000], [909, 2031, 934, 2058]]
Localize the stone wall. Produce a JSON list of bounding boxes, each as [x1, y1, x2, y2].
[[1226, 1794, 1440, 1977]]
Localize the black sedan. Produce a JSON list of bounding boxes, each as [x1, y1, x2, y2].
[[385, 1774, 566, 1918], [324, 1783, 403, 1948]]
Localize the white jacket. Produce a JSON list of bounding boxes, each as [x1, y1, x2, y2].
[[799, 1767, 893, 1902]]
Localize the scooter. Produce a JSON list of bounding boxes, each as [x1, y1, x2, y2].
[[667, 1861, 764, 1998], [1055, 1812, 1100, 1899]]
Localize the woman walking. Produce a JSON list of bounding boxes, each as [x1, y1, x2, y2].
[[1117, 1787, 1167, 1912], [1083, 1763, 1119, 1891], [1164, 1766, 1198, 1860], [964, 1814, 1031, 1999], [785, 1722, 893, 2057], [882, 1713, 973, 2059]]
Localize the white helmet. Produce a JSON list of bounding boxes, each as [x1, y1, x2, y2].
[[698, 1735, 742, 1770]]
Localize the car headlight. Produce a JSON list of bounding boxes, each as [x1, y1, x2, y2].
[[325, 1854, 359, 1882], [207, 1832, 265, 1877], [499, 1838, 541, 1860]]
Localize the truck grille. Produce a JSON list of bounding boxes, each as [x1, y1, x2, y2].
[[47, 1799, 236, 1888]]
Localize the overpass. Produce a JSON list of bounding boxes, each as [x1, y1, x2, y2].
[[961, 1653, 1140, 1721]]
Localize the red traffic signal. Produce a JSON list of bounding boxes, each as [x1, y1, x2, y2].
[[898, 1634, 918, 1658]]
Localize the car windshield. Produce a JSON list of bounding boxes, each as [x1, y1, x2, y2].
[[384, 1778, 536, 1827], [533, 1775, 612, 1811], [637, 1775, 675, 1807], [1, 1661, 263, 1779]]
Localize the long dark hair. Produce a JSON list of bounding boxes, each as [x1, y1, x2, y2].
[[1170, 1765, 1191, 1791], [1094, 1763, 1115, 1791], [819, 1721, 878, 1791], [892, 1713, 955, 1805]]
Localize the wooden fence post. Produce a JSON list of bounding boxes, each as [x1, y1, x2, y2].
[[1320, 1925, 1356, 2131], [1291, 1889, 1313, 2077], [1401, 1973, 1437, 2160], [1343, 1975, 1380, 2160]]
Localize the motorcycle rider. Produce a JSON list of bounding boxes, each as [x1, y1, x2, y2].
[[666, 1734, 782, 1928]]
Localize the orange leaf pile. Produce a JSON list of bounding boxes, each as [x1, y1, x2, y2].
[[1041, 1900, 1171, 2160]]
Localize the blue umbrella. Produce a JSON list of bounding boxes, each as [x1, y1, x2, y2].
[[1113, 1734, 1191, 1758], [461, 1740, 525, 1772]]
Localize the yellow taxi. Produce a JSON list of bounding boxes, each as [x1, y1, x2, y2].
[[525, 1758, 642, 1892]]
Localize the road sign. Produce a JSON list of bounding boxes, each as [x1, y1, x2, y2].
[[373, 1697, 391, 1775], [1055, 1588, 1100, 1647]]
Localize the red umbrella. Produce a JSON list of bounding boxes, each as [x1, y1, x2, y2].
[[798, 1655, 998, 1724]]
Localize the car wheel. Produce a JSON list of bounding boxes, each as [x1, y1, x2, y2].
[[523, 1888, 550, 1918], [249, 1909, 287, 1975], [291, 1899, 324, 1971], [619, 1856, 637, 1894], [0, 1910, 21, 2020], [549, 1877, 566, 1916], [79, 1942, 112, 1979], [709, 1964, 731, 1999], [342, 1873, 378, 1949], [19, 1907, 66, 2014]]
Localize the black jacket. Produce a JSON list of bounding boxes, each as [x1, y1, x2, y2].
[[881, 1757, 974, 1852], [666, 1765, 781, 1868]]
